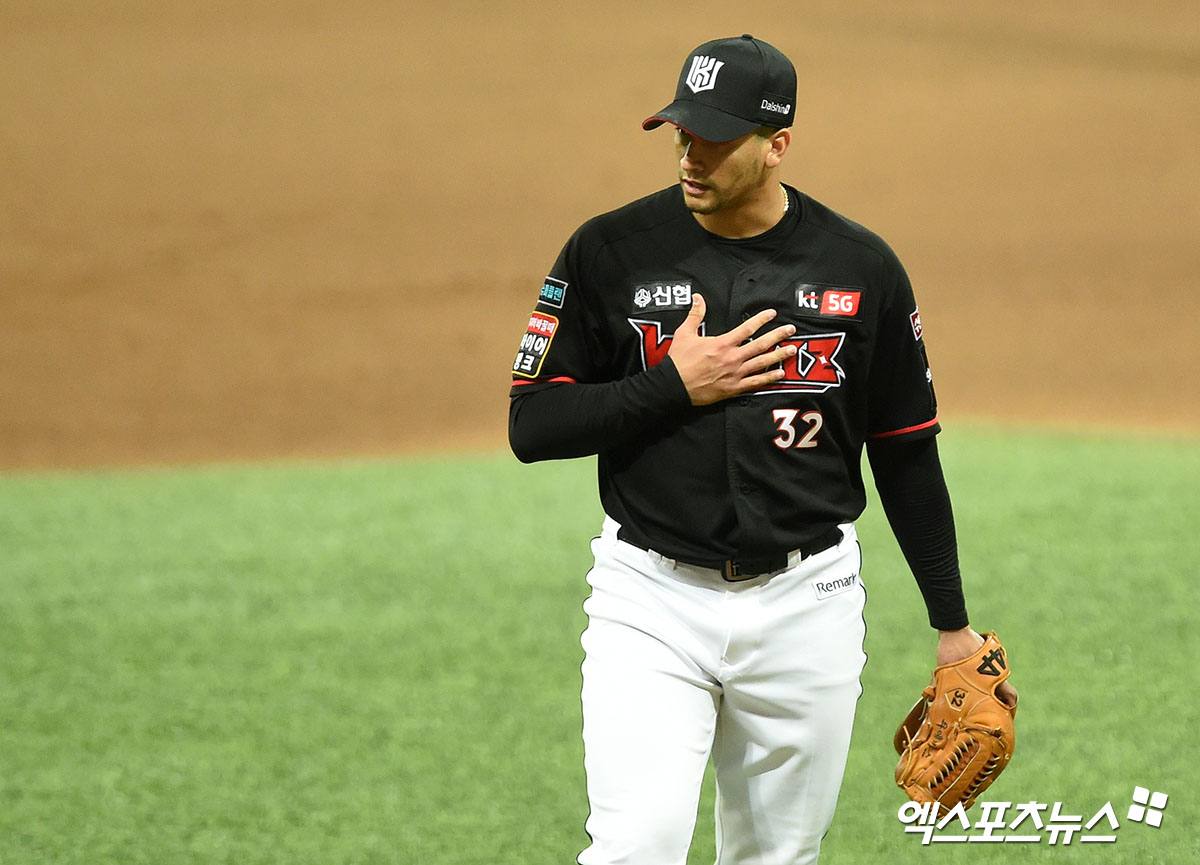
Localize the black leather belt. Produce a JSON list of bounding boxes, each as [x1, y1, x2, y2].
[[620, 526, 843, 582]]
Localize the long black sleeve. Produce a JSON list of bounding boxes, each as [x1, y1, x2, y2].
[[509, 359, 693, 463], [866, 435, 969, 630]]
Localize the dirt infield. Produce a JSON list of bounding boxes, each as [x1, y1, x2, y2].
[[2, 1, 1197, 470]]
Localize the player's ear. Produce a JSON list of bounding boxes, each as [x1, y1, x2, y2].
[[764, 128, 790, 168]]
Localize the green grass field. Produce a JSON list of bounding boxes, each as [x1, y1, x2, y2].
[[2, 426, 1197, 864]]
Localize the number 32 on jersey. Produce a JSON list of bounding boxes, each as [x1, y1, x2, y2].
[[772, 409, 823, 449]]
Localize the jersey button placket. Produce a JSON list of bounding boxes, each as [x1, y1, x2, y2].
[[726, 281, 757, 500]]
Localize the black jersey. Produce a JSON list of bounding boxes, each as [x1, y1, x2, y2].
[[510, 184, 940, 566]]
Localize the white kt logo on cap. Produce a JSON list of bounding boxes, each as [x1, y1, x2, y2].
[[685, 56, 724, 93]]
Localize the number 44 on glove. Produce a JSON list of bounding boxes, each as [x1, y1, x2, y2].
[[894, 632, 1017, 809]]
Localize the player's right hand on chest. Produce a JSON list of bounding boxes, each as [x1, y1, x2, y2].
[[667, 293, 798, 406]]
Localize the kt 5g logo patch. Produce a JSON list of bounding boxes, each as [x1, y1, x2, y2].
[[796, 283, 863, 319], [513, 311, 559, 378]]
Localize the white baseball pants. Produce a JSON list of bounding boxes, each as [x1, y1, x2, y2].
[[577, 517, 867, 865]]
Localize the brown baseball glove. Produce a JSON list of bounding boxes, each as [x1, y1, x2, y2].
[[894, 631, 1017, 809]]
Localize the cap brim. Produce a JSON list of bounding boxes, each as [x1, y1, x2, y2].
[[641, 101, 761, 143]]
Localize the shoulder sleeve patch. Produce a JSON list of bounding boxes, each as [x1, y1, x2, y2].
[[538, 277, 568, 309], [512, 311, 560, 378]]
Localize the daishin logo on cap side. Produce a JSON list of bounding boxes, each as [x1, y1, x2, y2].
[[686, 56, 724, 93]]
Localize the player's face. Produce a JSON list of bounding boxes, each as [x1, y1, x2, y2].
[[675, 128, 774, 216]]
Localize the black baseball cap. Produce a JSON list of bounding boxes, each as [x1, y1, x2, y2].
[[642, 35, 797, 142]]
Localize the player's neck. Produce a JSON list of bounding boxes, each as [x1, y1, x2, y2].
[[692, 181, 789, 239]]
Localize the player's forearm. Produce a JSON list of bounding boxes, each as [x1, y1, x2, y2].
[[508, 360, 692, 463], [866, 436, 969, 630]]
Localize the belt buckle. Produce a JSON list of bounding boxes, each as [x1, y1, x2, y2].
[[723, 560, 756, 582]]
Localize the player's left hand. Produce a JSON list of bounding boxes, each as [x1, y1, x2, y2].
[[937, 627, 1018, 708], [896, 630, 1018, 808]]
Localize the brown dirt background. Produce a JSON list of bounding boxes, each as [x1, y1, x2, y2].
[[2, 1, 1198, 471]]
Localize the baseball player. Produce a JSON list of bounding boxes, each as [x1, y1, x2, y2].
[[509, 35, 1016, 865]]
